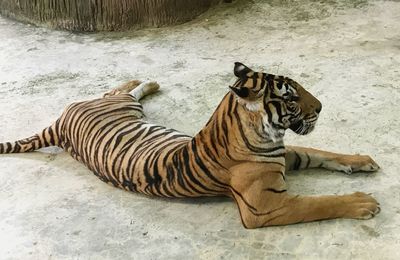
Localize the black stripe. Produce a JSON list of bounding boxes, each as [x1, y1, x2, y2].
[[201, 140, 227, 170], [41, 129, 49, 146], [110, 124, 148, 174], [293, 152, 301, 170], [122, 179, 137, 192], [102, 122, 136, 184], [47, 127, 55, 145], [6, 142, 12, 153], [277, 81, 283, 90], [114, 127, 179, 178], [233, 109, 285, 154], [92, 117, 136, 174], [191, 139, 227, 188], [163, 144, 187, 186], [263, 188, 287, 193], [70, 102, 114, 141], [172, 152, 194, 194], [217, 113, 233, 159], [269, 101, 283, 123], [144, 154, 164, 196], [181, 146, 220, 193], [208, 130, 220, 157], [161, 182, 176, 197], [177, 150, 207, 195], [260, 75, 266, 91], [14, 142, 21, 153], [90, 119, 142, 156], [221, 117, 229, 141], [227, 93, 234, 122], [252, 74, 258, 90], [78, 106, 139, 148], [305, 153, 311, 168], [230, 186, 257, 212], [263, 101, 273, 123]]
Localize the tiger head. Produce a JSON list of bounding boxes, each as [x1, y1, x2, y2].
[[229, 62, 322, 141]]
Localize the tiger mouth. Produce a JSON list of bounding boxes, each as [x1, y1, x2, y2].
[[289, 119, 316, 135]]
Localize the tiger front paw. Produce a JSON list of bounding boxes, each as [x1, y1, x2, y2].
[[336, 155, 380, 174], [342, 192, 380, 219]]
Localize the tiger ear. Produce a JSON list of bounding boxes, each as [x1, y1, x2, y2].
[[234, 62, 253, 78], [230, 63, 264, 100]]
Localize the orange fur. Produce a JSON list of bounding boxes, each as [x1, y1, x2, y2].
[[0, 63, 380, 228]]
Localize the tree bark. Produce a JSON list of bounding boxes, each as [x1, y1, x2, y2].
[[0, 0, 221, 31]]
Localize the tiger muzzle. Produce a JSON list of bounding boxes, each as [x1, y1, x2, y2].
[[289, 117, 317, 135]]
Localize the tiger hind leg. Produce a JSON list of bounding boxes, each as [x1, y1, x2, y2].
[[103, 80, 160, 100], [103, 80, 142, 97], [131, 81, 160, 100]]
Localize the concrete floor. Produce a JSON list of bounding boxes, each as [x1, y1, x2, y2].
[[0, 0, 399, 259]]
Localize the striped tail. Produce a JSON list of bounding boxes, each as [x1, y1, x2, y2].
[[0, 124, 59, 154]]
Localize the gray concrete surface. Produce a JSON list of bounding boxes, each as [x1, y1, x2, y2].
[[0, 0, 399, 259]]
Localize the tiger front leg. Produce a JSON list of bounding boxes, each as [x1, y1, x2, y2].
[[229, 164, 380, 228], [285, 146, 380, 174], [233, 190, 380, 228]]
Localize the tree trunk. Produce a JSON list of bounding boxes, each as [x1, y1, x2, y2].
[[0, 0, 221, 31]]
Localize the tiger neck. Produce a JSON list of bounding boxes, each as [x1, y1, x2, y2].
[[191, 92, 286, 169]]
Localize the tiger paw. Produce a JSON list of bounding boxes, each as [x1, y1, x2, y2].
[[336, 155, 380, 174], [142, 81, 160, 95], [342, 192, 380, 219]]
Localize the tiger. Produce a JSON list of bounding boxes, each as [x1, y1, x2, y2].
[[0, 62, 380, 228]]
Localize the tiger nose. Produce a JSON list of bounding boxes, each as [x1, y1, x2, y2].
[[316, 105, 322, 114]]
